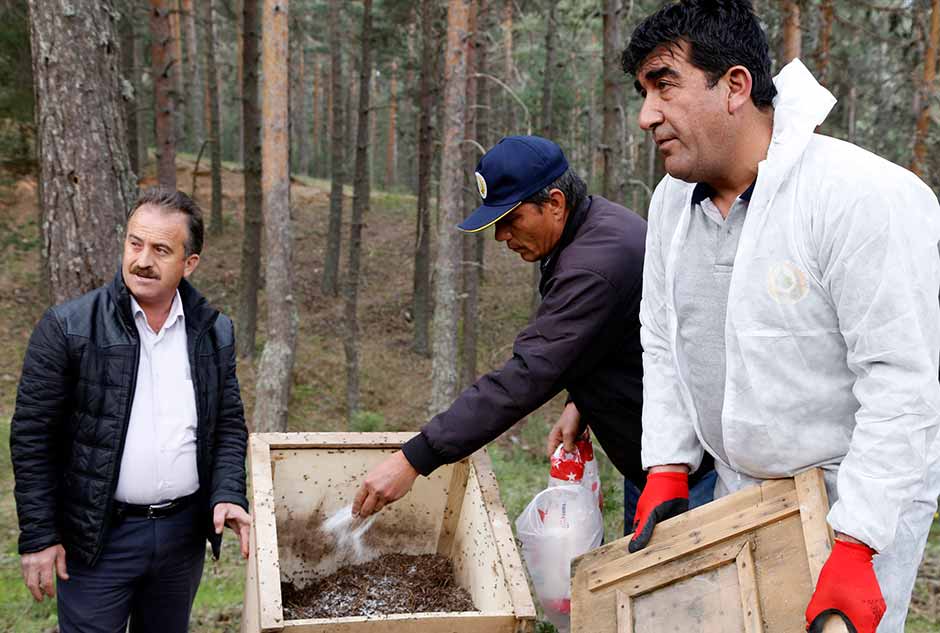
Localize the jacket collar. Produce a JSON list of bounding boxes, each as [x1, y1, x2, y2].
[[760, 60, 837, 195], [539, 195, 592, 281], [108, 271, 218, 336]]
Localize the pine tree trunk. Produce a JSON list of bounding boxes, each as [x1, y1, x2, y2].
[[253, 0, 297, 433], [539, 1, 557, 138], [460, 0, 480, 389], [234, 1, 245, 165], [203, 0, 223, 235], [151, 0, 177, 187], [28, 0, 137, 303], [322, 0, 345, 297], [181, 0, 204, 150], [237, 0, 262, 359], [368, 72, 377, 187], [120, 11, 142, 180], [385, 60, 398, 189], [311, 55, 320, 176], [170, 2, 185, 147], [816, 0, 833, 85], [601, 0, 624, 201], [781, 0, 801, 64], [430, 0, 471, 415], [344, 0, 374, 425], [913, 0, 939, 177], [500, 0, 515, 132], [412, 0, 435, 356], [293, 30, 310, 176], [347, 58, 358, 158]]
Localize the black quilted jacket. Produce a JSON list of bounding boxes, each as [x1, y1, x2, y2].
[[11, 272, 248, 566]]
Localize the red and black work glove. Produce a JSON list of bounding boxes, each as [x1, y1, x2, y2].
[[805, 540, 885, 633], [628, 471, 689, 553]]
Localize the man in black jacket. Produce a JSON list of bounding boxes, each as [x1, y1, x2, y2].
[[354, 136, 714, 524], [11, 188, 249, 633]]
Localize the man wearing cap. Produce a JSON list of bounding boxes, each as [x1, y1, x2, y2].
[[354, 136, 714, 526]]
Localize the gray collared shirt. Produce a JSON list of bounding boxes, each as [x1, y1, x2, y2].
[[674, 186, 752, 465]]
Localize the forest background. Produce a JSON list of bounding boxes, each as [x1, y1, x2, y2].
[[0, 0, 938, 631]]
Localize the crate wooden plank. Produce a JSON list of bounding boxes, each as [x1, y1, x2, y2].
[[243, 433, 535, 632], [571, 470, 849, 633], [794, 468, 835, 585], [437, 459, 471, 556], [257, 431, 419, 449], [241, 519, 261, 633], [280, 612, 520, 632], [470, 450, 538, 624], [571, 478, 794, 579], [736, 543, 764, 633], [586, 490, 799, 592], [249, 435, 284, 632]]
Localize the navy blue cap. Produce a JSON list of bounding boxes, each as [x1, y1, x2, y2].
[[458, 135, 569, 233]]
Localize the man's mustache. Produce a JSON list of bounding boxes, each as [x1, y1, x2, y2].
[[129, 265, 159, 280]]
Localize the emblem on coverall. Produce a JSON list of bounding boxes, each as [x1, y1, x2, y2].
[[767, 262, 809, 304], [475, 172, 487, 199]]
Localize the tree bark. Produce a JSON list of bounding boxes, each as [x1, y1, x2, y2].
[[500, 0, 515, 132], [385, 60, 398, 189], [311, 55, 320, 176], [237, 0, 262, 358], [430, 0, 471, 415], [412, 0, 436, 356], [169, 1, 185, 147], [28, 0, 137, 303], [253, 0, 297, 433], [781, 0, 801, 64], [151, 0, 177, 187], [202, 0, 223, 235], [120, 10, 143, 180], [322, 0, 346, 297], [460, 0, 480, 389], [291, 26, 310, 176], [816, 0, 833, 85], [913, 0, 939, 178], [601, 0, 624, 201], [344, 0, 374, 424], [181, 0, 204, 150], [539, 0, 557, 138]]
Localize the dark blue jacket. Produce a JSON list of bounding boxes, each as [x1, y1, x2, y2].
[[11, 272, 248, 565], [403, 195, 660, 486]]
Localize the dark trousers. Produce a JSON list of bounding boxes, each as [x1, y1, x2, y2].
[[623, 469, 718, 535], [56, 503, 206, 633]]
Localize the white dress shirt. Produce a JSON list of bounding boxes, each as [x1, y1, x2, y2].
[[114, 291, 200, 504]]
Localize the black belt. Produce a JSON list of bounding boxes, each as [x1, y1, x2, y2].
[[112, 491, 199, 521]]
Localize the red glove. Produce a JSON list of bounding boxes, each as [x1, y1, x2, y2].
[[805, 540, 885, 633], [628, 471, 689, 553]]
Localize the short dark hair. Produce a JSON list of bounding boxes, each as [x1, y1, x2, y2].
[[128, 187, 204, 256], [622, 0, 777, 109], [524, 168, 588, 213]]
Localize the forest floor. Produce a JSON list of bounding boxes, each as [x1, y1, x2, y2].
[[0, 159, 936, 632]]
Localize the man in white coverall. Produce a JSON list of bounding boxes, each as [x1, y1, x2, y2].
[[621, 2, 940, 633]]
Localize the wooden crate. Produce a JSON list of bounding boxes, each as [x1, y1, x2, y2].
[[241, 432, 536, 633], [570, 469, 849, 633]]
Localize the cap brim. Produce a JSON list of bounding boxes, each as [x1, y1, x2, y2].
[[457, 201, 521, 233]]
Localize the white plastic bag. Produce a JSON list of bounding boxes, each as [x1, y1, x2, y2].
[[516, 444, 604, 633], [576, 438, 604, 513]]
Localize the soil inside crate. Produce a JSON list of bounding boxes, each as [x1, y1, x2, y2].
[[281, 553, 478, 619]]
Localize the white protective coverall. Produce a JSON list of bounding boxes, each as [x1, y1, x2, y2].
[[640, 59, 940, 631]]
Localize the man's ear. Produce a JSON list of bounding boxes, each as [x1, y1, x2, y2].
[[548, 188, 567, 221], [183, 253, 200, 278], [725, 65, 753, 114]]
